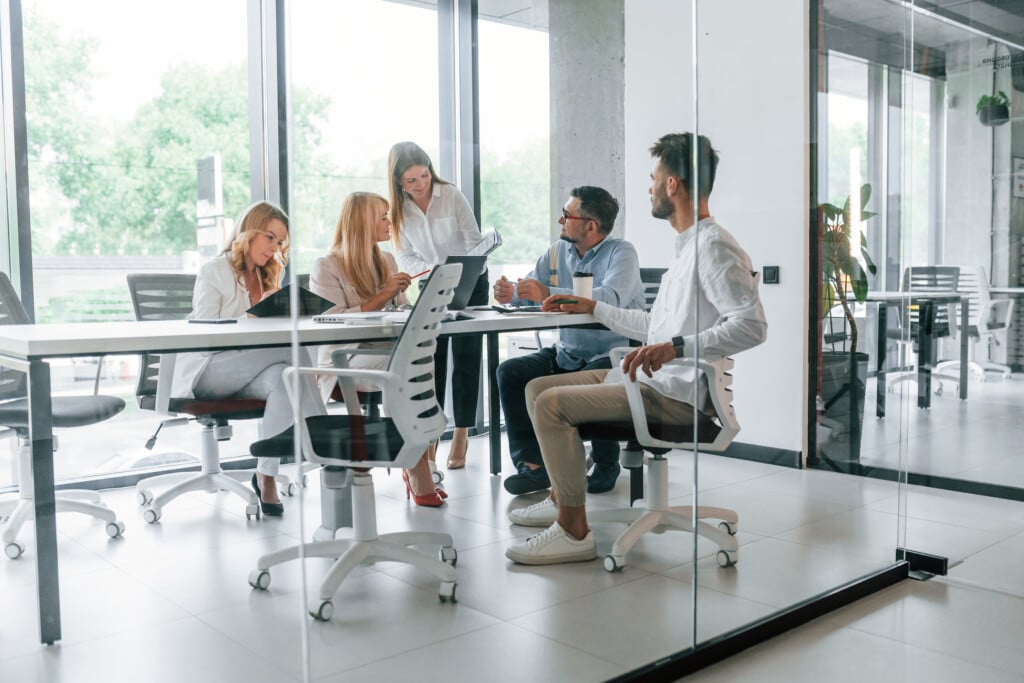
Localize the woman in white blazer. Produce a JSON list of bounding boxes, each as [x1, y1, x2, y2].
[[387, 142, 489, 472], [309, 192, 445, 507], [170, 201, 325, 516]]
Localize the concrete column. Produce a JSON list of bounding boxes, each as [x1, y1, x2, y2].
[[549, 0, 626, 238]]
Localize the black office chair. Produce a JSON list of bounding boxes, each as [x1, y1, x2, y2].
[[126, 273, 263, 522], [0, 273, 126, 559]]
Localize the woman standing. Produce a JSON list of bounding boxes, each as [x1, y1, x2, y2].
[[387, 141, 488, 471], [171, 201, 325, 516], [309, 192, 444, 506]]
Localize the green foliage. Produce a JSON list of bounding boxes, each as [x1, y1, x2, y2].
[[976, 90, 1009, 115], [480, 140, 552, 265], [821, 183, 877, 353]]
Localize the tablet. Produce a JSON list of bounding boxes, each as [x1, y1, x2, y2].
[[246, 285, 334, 317]]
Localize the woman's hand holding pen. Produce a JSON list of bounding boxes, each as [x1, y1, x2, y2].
[[386, 272, 413, 297]]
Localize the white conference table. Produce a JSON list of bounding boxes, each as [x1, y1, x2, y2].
[[0, 310, 598, 644]]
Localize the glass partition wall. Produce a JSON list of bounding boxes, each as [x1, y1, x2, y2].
[[0, 0, 945, 678]]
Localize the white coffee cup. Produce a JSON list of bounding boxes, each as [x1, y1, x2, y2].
[[572, 272, 593, 299]]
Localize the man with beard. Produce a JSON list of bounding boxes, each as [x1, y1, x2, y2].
[[494, 186, 645, 496], [505, 133, 767, 566]]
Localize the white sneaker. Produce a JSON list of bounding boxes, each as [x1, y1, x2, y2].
[[508, 497, 558, 527], [505, 522, 597, 565]]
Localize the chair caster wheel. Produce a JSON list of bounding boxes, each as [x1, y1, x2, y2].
[[105, 521, 125, 538], [143, 508, 161, 524], [4, 541, 25, 560], [604, 554, 624, 572], [718, 521, 737, 536], [439, 545, 458, 566], [245, 503, 260, 520], [439, 581, 457, 603], [136, 490, 152, 506], [286, 482, 297, 497], [716, 550, 738, 567], [431, 469, 444, 485], [310, 599, 334, 621], [248, 569, 271, 590]]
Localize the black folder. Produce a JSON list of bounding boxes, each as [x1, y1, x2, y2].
[[246, 285, 334, 317]]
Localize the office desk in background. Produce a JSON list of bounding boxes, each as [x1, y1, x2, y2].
[[867, 291, 968, 416], [0, 311, 597, 645]]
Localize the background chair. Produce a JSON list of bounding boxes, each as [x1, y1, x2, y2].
[[886, 266, 962, 395], [126, 273, 262, 522], [247, 264, 461, 621], [0, 273, 125, 559], [935, 265, 1014, 383], [578, 348, 741, 572]]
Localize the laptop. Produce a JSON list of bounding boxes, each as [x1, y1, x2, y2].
[[444, 255, 487, 310]]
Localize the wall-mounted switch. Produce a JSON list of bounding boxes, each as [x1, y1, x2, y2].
[[762, 266, 780, 284]]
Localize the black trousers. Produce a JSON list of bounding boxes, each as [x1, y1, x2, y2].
[[434, 269, 489, 428]]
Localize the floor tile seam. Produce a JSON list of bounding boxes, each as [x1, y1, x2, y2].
[[656, 568, 782, 610], [840, 617, 1024, 677], [496, 619, 636, 671], [766, 529, 892, 564], [937, 573, 1024, 603]]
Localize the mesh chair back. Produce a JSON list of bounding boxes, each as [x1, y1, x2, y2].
[[0, 273, 30, 401], [126, 273, 196, 406], [639, 268, 666, 313], [902, 266, 960, 338]]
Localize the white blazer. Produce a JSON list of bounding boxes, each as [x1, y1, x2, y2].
[[170, 255, 252, 398]]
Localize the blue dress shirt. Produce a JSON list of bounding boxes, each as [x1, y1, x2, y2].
[[511, 236, 645, 370]]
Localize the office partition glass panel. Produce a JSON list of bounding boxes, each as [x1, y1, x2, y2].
[[16, 0, 252, 483], [687, 0, 910, 653]]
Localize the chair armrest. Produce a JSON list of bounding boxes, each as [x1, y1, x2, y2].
[[330, 348, 392, 365], [609, 346, 736, 451]]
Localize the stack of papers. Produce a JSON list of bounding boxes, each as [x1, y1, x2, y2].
[[313, 311, 410, 325], [466, 230, 502, 257]]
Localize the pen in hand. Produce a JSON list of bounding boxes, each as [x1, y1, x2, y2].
[[411, 269, 431, 279]]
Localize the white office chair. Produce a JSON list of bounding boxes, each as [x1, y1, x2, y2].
[[0, 273, 125, 559], [578, 348, 741, 572], [247, 264, 461, 621], [935, 265, 1014, 383]]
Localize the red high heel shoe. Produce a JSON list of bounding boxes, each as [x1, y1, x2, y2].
[[402, 470, 445, 507]]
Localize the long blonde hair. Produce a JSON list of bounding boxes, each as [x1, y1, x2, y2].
[[386, 141, 449, 249], [331, 192, 393, 300], [222, 201, 290, 293]]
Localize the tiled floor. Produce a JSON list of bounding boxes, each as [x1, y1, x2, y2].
[[2, 432, 1024, 682]]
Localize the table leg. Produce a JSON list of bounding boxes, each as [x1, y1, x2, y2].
[[959, 300, 969, 400], [876, 303, 887, 418], [918, 301, 934, 409], [487, 332, 501, 476], [28, 360, 61, 644]]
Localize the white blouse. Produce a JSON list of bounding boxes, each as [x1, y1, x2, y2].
[[394, 183, 483, 275]]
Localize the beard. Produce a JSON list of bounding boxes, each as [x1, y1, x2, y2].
[[651, 193, 673, 220], [559, 233, 578, 244]]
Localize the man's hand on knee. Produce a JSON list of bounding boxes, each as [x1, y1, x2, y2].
[[622, 342, 675, 381]]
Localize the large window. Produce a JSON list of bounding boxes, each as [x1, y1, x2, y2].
[[286, 0, 440, 275]]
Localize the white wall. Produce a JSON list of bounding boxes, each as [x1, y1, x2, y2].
[[623, 0, 808, 454]]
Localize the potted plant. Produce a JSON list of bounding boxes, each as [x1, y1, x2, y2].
[[977, 91, 1010, 126], [818, 183, 877, 464]]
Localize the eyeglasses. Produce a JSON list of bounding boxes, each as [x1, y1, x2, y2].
[[560, 209, 592, 222]]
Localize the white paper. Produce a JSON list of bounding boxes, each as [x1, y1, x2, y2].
[[466, 229, 502, 257]]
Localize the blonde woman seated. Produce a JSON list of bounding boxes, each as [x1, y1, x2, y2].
[[310, 191, 445, 507], [171, 201, 326, 517]]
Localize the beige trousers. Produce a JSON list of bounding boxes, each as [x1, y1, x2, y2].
[[525, 369, 695, 507]]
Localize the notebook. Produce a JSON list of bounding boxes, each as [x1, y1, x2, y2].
[[246, 285, 334, 317]]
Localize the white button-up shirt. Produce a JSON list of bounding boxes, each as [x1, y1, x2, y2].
[[593, 217, 767, 410], [394, 183, 483, 275]]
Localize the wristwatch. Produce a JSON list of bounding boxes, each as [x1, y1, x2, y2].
[[671, 336, 685, 358]]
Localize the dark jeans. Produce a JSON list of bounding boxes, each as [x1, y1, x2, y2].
[[497, 346, 619, 470], [434, 269, 489, 428]]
